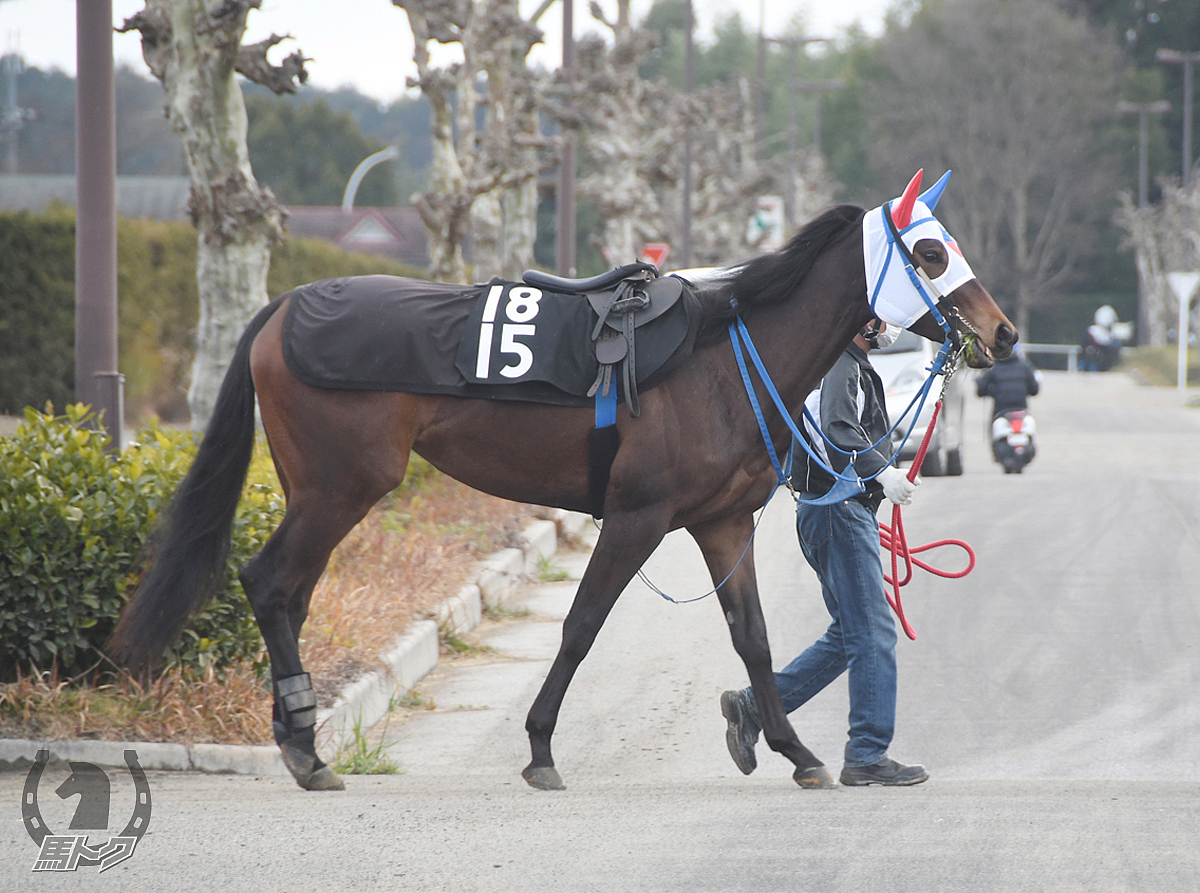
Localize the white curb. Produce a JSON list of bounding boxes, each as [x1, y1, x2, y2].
[[0, 510, 590, 777]]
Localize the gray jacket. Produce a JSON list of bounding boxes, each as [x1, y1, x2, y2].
[[793, 343, 894, 506]]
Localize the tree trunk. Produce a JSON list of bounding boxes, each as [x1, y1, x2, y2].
[[1117, 184, 1200, 346], [1009, 181, 1033, 340], [121, 0, 305, 430], [502, 177, 538, 278], [471, 190, 504, 280]]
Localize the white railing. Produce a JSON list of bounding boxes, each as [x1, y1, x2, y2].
[[1021, 342, 1081, 375]]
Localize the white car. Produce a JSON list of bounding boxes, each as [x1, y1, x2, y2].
[[870, 329, 965, 476]]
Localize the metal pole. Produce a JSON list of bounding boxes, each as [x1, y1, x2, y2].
[[1179, 287, 1191, 391], [1138, 109, 1149, 205], [793, 78, 846, 154], [755, 0, 766, 146], [680, 0, 694, 267], [1155, 49, 1200, 186], [784, 45, 797, 229], [1118, 99, 1170, 346], [1166, 273, 1198, 393], [76, 0, 123, 451], [555, 0, 576, 276], [1186, 60, 1194, 187], [1117, 100, 1170, 206], [3, 52, 22, 173]]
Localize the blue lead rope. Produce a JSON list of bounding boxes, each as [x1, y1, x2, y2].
[[729, 318, 865, 505], [728, 317, 955, 506]]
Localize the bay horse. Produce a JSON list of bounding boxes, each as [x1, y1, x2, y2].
[[110, 172, 1017, 791]]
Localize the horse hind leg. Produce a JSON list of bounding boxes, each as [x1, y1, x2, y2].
[[240, 491, 386, 792]]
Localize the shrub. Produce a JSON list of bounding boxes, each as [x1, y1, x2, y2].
[[0, 404, 285, 681]]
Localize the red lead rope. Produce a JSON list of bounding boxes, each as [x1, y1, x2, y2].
[[877, 399, 976, 640]]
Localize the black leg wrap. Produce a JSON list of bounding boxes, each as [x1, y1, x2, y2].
[[272, 673, 344, 791], [275, 672, 318, 734], [588, 425, 620, 519]]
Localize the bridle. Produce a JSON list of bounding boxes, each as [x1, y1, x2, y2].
[[880, 201, 955, 342]]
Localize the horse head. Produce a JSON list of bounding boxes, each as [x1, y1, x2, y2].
[[866, 170, 1017, 367]]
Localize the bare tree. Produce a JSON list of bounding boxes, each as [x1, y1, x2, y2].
[[864, 0, 1123, 334], [668, 75, 789, 265], [547, 2, 821, 270], [544, 2, 675, 266], [1116, 181, 1200, 345], [119, 0, 307, 430], [392, 0, 546, 282]]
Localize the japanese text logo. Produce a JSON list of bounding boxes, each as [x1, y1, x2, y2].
[[21, 749, 152, 873]]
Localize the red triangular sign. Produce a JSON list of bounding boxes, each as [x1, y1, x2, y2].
[[641, 242, 670, 269]]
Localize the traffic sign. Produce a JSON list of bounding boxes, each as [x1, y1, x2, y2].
[[641, 243, 670, 269], [1166, 272, 1200, 393]]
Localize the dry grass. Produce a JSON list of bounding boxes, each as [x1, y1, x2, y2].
[[0, 473, 532, 745], [1120, 345, 1199, 387], [0, 662, 271, 745]]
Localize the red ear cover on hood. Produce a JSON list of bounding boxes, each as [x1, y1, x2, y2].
[[890, 169, 924, 229]]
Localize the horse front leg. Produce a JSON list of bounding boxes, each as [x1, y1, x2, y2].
[[522, 507, 671, 791], [688, 513, 835, 788]]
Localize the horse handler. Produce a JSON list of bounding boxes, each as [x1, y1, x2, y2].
[[720, 319, 929, 787]]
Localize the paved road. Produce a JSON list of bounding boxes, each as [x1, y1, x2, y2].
[[3, 372, 1199, 891]]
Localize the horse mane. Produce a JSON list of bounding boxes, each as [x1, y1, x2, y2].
[[691, 204, 867, 344]]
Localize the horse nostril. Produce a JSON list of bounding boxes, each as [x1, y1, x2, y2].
[[995, 324, 1017, 353]]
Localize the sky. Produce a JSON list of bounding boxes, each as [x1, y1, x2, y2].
[[2, 1, 889, 105]]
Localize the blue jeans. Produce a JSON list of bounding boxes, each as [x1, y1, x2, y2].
[[747, 496, 898, 768]]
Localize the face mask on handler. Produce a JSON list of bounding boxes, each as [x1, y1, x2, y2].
[[862, 320, 899, 350]]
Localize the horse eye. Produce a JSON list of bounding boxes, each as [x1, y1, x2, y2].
[[923, 250, 941, 262]]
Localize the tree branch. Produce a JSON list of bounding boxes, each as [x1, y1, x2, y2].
[[236, 35, 309, 94]]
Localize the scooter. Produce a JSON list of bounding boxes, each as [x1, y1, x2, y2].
[[990, 410, 1035, 474]]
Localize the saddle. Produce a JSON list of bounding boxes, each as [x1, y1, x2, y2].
[[522, 262, 685, 417]]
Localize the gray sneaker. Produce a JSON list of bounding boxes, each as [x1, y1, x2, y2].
[[720, 689, 760, 775], [839, 757, 929, 787]]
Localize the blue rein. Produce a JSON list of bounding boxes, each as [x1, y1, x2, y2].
[[642, 314, 953, 607], [728, 317, 955, 506]]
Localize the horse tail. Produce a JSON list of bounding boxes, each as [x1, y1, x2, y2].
[[109, 298, 284, 671]]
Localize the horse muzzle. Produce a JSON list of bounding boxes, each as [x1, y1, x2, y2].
[[962, 320, 1017, 368]]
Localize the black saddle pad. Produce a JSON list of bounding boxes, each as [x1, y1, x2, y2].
[[281, 275, 696, 407]]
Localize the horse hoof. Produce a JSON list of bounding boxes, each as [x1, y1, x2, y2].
[[522, 763, 566, 791], [302, 765, 346, 792], [793, 764, 836, 789], [281, 743, 345, 791]]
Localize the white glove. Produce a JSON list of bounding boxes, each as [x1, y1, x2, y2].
[[878, 465, 919, 506]]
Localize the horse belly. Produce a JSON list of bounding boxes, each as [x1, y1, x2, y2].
[[412, 398, 595, 512]]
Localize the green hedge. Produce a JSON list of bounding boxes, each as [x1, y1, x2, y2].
[[0, 209, 77, 416], [0, 404, 286, 680], [0, 208, 426, 420]]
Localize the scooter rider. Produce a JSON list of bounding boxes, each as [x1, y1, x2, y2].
[[975, 347, 1040, 419]]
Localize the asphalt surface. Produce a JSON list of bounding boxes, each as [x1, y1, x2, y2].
[[2, 371, 1199, 892]]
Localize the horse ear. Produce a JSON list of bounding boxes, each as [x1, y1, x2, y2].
[[919, 170, 951, 212], [890, 169, 923, 229]]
